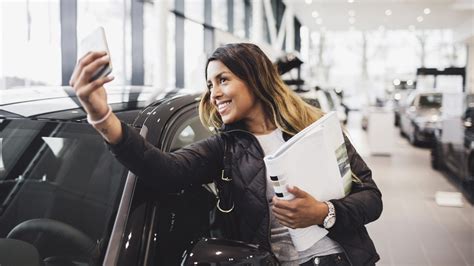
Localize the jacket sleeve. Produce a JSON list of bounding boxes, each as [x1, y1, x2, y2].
[[328, 135, 383, 235], [108, 122, 223, 192]]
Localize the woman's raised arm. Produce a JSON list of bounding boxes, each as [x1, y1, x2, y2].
[[69, 50, 123, 144]]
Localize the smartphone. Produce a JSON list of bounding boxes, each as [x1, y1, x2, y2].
[[78, 27, 113, 82]]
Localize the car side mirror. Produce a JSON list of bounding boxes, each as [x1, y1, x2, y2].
[[181, 238, 278, 265], [0, 238, 42, 266]]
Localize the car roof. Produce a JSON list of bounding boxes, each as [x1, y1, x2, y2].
[[0, 86, 203, 121]]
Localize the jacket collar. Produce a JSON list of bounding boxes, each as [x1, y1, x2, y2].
[[220, 121, 292, 142]]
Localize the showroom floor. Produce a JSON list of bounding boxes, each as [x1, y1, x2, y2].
[[345, 112, 474, 266]]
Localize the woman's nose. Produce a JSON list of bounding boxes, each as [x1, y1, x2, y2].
[[210, 85, 222, 100]]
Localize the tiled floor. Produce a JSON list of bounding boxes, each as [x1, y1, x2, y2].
[[345, 112, 474, 266]]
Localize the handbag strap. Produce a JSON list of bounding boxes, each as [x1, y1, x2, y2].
[[215, 135, 234, 213]]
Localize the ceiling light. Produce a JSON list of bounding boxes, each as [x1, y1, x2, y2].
[[348, 0, 354, 3], [408, 25, 416, 31], [417, 16, 423, 22], [423, 8, 431, 15], [407, 80, 414, 86], [305, 0, 312, 4], [385, 9, 392, 16], [312, 11, 319, 18], [393, 79, 401, 86], [349, 17, 356, 24], [348, 10, 355, 16], [316, 18, 323, 25]]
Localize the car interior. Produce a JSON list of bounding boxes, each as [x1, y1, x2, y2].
[[0, 121, 128, 265]]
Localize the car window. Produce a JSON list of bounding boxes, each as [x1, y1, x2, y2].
[[0, 119, 128, 265], [418, 94, 442, 108], [169, 113, 214, 151]]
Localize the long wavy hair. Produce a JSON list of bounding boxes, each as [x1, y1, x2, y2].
[[199, 43, 324, 136]]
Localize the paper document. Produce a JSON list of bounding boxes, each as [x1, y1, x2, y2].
[[263, 111, 352, 251]]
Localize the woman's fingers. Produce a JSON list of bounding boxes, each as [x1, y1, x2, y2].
[[77, 75, 114, 100], [70, 51, 108, 86], [76, 54, 110, 85]]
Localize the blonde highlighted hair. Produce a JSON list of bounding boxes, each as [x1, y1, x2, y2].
[[199, 43, 324, 136]]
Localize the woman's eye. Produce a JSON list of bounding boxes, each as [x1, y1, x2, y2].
[[219, 78, 227, 84]]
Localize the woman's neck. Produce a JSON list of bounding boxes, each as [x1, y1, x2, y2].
[[245, 117, 276, 135]]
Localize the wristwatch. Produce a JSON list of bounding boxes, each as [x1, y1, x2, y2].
[[323, 201, 336, 229]]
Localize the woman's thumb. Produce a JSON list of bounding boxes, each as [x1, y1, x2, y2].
[[287, 185, 306, 198]]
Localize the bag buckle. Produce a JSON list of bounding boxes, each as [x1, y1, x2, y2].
[[216, 199, 234, 213], [221, 169, 232, 181]]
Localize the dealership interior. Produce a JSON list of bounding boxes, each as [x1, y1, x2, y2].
[[1, 0, 474, 265]]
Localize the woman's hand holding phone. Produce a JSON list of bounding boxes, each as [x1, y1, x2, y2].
[[69, 51, 114, 119], [69, 51, 123, 144]]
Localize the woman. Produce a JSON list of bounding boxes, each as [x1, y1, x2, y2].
[[70, 43, 382, 266]]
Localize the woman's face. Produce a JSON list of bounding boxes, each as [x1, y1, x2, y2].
[[207, 60, 261, 125]]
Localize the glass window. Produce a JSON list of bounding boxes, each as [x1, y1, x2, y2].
[[184, 19, 205, 90], [77, 0, 130, 85], [234, 0, 246, 38], [212, 0, 227, 31], [1, 0, 61, 89], [418, 94, 442, 108], [185, 0, 204, 23], [0, 119, 128, 264], [144, 4, 176, 88], [170, 113, 213, 151]]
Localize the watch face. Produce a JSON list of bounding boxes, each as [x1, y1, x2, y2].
[[325, 217, 336, 229]]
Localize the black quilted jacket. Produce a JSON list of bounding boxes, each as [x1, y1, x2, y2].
[[110, 121, 383, 266]]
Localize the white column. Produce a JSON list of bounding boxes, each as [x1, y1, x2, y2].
[[285, 4, 294, 52], [251, 0, 264, 44], [467, 41, 474, 93], [153, 0, 169, 89]]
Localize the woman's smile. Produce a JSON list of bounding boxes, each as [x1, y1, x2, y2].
[[217, 100, 232, 114]]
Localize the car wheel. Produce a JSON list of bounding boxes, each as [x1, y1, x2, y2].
[[431, 142, 444, 170]]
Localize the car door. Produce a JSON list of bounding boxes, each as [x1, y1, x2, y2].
[[111, 97, 216, 266]]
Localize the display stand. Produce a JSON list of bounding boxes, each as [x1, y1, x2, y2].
[[367, 108, 394, 156]]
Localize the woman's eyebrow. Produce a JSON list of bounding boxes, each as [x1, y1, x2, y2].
[[207, 71, 230, 83]]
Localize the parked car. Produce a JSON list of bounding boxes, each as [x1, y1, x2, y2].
[[431, 94, 474, 186], [390, 79, 416, 127], [399, 91, 442, 145], [0, 87, 277, 265]]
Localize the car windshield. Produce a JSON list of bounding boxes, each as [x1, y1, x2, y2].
[[418, 94, 442, 108], [0, 119, 128, 264]]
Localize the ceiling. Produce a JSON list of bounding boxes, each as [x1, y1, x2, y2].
[[288, 0, 474, 32]]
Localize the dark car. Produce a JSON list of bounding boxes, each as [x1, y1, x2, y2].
[[0, 87, 277, 266], [431, 94, 474, 187], [399, 91, 442, 145]]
